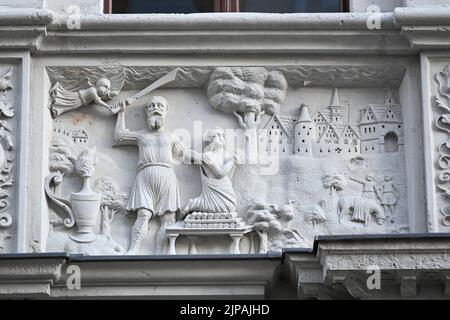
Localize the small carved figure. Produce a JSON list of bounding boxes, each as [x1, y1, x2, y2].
[[349, 175, 379, 200], [114, 96, 185, 255], [337, 195, 385, 227], [183, 128, 237, 216], [379, 175, 399, 218], [48, 77, 120, 118]]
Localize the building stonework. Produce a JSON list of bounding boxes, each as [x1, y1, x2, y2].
[[0, 0, 450, 300]]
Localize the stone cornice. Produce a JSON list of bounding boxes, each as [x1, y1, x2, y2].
[[1, 7, 450, 53], [0, 254, 280, 298], [1, 236, 450, 299], [394, 6, 450, 26], [47, 12, 399, 31], [287, 234, 450, 299], [0, 9, 52, 51], [0, 8, 53, 26], [0, 254, 65, 298], [0, 10, 407, 55], [394, 6, 450, 48], [40, 12, 410, 55]]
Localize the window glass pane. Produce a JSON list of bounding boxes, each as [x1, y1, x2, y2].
[[125, 0, 214, 13], [241, 0, 343, 13], [113, 0, 345, 14], [241, 0, 294, 13]]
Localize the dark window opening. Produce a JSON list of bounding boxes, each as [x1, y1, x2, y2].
[[385, 131, 399, 153], [108, 0, 349, 14]]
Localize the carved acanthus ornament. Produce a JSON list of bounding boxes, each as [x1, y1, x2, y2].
[[434, 64, 450, 226], [0, 67, 16, 231]]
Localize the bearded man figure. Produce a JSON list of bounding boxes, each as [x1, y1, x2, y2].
[[114, 96, 184, 255]]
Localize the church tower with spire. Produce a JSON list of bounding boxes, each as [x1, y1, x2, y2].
[[329, 87, 344, 124], [294, 104, 315, 156]]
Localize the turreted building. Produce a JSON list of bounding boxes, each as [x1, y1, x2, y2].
[[294, 104, 315, 156], [264, 88, 402, 157]]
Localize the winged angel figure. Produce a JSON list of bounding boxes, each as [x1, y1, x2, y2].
[[48, 67, 126, 118]]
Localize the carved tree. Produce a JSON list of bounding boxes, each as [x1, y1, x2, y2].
[[304, 200, 327, 230], [95, 176, 127, 249], [206, 67, 287, 159], [323, 174, 347, 197], [48, 141, 76, 194], [45, 146, 98, 229], [253, 221, 269, 254], [246, 202, 304, 254], [247, 206, 274, 254]]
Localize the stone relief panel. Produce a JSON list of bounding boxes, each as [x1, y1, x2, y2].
[[44, 64, 410, 255], [0, 66, 18, 253]]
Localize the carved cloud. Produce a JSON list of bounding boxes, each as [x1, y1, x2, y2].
[[46, 65, 407, 91]]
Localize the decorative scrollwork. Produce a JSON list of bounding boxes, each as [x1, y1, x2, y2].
[[0, 68, 15, 231], [44, 172, 75, 228], [434, 64, 450, 226]]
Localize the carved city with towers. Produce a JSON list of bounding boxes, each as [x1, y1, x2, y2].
[[263, 88, 404, 157]]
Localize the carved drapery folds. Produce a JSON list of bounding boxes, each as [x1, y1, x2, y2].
[[435, 64, 450, 226]]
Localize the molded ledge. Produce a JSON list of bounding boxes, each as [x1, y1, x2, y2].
[[0, 8, 53, 26], [394, 6, 450, 26], [47, 12, 398, 31], [394, 6, 450, 48], [286, 235, 450, 299], [0, 254, 281, 299], [39, 13, 410, 55]]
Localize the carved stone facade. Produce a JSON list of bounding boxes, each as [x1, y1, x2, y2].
[[0, 0, 450, 300]]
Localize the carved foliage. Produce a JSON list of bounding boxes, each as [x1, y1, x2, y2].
[[434, 64, 450, 226], [323, 174, 347, 196], [206, 67, 288, 129], [0, 67, 16, 231], [45, 141, 76, 228]]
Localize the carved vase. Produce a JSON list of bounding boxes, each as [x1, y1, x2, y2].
[[69, 177, 102, 243]]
